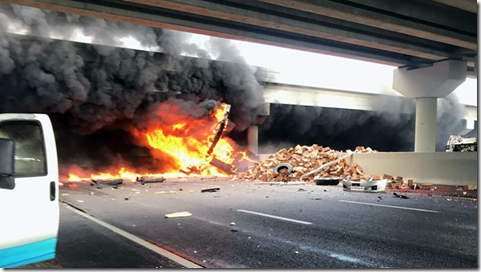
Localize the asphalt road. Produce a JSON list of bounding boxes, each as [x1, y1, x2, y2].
[[19, 203, 183, 268], [24, 178, 479, 268]]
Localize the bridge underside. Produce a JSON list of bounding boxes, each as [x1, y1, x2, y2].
[[2, 0, 477, 77]]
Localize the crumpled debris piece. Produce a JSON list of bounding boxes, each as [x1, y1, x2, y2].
[[165, 212, 192, 218], [393, 193, 409, 199], [201, 188, 220, 193]]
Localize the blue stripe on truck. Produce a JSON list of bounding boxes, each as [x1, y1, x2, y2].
[[0, 238, 57, 268]]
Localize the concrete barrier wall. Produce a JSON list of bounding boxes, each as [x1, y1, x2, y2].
[[350, 152, 478, 185]]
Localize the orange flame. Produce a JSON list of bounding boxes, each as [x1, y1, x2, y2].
[[66, 103, 249, 182]]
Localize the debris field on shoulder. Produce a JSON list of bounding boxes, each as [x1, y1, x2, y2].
[[237, 145, 380, 182]]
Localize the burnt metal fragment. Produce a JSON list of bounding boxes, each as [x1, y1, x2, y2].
[[136, 176, 165, 184], [210, 158, 234, 174], [393, 192, 410, 199], [201, 188, 220, 193], [91, 178, 123, 186]]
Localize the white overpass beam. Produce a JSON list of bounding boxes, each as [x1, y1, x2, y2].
[[263, 84, 414, 114]]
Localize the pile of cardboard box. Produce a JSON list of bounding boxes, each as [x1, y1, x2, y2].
[[382, 174, 413, 189], [237, 144, 379, 182]]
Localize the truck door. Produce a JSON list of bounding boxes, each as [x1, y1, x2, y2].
[[0, 114, 59, 268]]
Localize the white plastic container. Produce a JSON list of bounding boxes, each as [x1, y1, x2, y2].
[[342, 177, 388, 192]]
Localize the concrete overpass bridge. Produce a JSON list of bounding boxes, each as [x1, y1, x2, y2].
[[4, 0, 477, 75], [3, 0, 477, 154], [247, 68, 477, 152]]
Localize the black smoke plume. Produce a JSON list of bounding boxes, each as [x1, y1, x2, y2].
[[0, 3, 263, 171]]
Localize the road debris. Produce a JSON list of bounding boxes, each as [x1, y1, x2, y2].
[[311, 197, 322, 200], [230, 222, 236, 226], [468, 185, 477, 191], [136, 176, 165, 184], [238, 145, 379, 182], [165, 212, 192, 218], [393, 193, 409, 199], [315, 177, 340, 186], [125, 197, 130, 201], [298, 188, 307, 192], [77, 200, 84, 203], [210, 157, 235, 175], [343, 177, 388, 192], [201, 188, 220, 193], [91, 178, 123, 186]]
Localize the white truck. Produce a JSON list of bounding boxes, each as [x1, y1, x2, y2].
[[445, 135, 477, 152], [0, 114, 59, 268]]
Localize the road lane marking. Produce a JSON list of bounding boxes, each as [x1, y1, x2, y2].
[[237, 209, 313, 225], [329, 253, 362, 264], [63, 203, 203, 268], [339, 200, 441, 213]]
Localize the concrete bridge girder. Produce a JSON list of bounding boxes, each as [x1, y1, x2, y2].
[[3, 0, 476, 77]]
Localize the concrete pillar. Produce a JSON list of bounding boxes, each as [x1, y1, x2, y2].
[[247, 125, 258, 154], [393, 60, 467, 152], [246, 103, 270, 155], [415, 98, 437, 152]]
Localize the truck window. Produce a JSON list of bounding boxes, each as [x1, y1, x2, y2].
[[0, 121, 47, 177]]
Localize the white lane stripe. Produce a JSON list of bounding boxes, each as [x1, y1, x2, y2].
[[237, 209, 312, 225], [339, 200, 441, 213], [63, 204, 202, 268]]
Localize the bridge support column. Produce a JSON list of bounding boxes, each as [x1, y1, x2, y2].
[[414, 97, 437, 152], [247, 125, 258, 154], [246, 103, 270, 155], [393, 60, 467, 152]]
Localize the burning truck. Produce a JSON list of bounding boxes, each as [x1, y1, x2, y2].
[[65, 101, 254, 183]]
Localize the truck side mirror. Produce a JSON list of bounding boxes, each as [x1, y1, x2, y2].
[[0, 138, 15, 190]]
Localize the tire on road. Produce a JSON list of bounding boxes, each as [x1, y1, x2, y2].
[[274, 163, 293, 174]]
